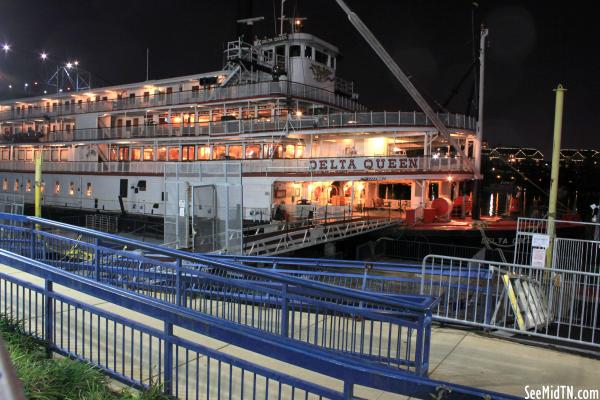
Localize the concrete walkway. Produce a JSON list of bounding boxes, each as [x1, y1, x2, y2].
[[1, 263, 599, 399]]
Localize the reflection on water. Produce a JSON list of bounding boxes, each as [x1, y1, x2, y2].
[[483, 191, 547, 217]]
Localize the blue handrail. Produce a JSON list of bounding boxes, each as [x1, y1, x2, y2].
[[0, 247, 519, 400]]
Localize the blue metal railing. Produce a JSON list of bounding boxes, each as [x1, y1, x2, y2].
[[0, 213, 434, 375], [0, 246, 518, 400]]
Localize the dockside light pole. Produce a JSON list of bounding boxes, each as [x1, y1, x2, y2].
[[546, 84, 566, 267]]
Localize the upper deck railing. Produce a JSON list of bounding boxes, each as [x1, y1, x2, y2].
[[0, 81, 366, 122], [1, 111, 476, 144]]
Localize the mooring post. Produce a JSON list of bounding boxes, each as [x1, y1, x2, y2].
[[546, 84, 566, 268]]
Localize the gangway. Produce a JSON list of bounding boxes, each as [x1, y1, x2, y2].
[[0, 212, 518, 399]]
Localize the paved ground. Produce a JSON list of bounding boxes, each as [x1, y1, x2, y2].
[[1, 263, 599, 399]]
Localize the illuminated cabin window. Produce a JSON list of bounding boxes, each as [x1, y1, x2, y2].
[[228, 145, 242, 159], [131, 147, 142, 161], [25, 179, 31, 192], [41, 180, 45, 193], [55, 181, 60, 193], [182, 145, 195, 161], [86, 182, 92, 196], [284, 144, 295, 159], [295, 145, 305, 158], [143, 147, 154, 161], [157, 147, 167, 161], [168, 147, 180, 161], [2, 178, 7, 191], [213, 146, 226, 159], [197, 146, 211, 160], [245, 144, 261, 159], [109, 146, 118, 161], [69, 182, 75, 196], [13, 179, 19, 192]]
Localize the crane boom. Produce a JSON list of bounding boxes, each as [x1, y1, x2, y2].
[[334, 0, 474, 172]]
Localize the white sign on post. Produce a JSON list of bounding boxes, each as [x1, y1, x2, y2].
[[531, 233, 550, 249], [531, 248, 546, 267]]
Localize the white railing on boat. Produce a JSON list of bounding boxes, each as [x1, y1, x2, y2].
[[0, 81, 366, 122], [4, 111, 476, 144]]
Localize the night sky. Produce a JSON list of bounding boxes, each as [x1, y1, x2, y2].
[[0, 0, 597, 156]]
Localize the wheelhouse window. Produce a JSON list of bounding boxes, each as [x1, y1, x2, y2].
[[304, 46, 313, 59], [315, 50, 328, 65], [289, 45, 301, 57], [245, 144, 261, 159], [168, 146, 180, 161]]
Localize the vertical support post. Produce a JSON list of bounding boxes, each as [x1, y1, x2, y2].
[[94, 237, 101, 281], [44, 280, 53, 356], [175, 258, 182, 307], [414, 314, 424, 376], [343, 382, 354, 399], [163, 321, 173, 396], [472, 27, 488, 220], [546, 84, 566, 268], [34, 150, 43, 230], [280, 283, 289, 337]]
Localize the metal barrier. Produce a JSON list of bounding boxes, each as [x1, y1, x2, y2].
[[0, 233, 517, 399], [421, 255, 600, 348], [0, 212, 433, 376]]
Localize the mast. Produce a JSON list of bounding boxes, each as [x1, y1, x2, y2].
[[280, 0, 286, 35], [333, 0, 473, 170], [472, 27, 489, 220]]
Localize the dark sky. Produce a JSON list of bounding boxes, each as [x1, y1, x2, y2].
[[0, 0, 597, 155]]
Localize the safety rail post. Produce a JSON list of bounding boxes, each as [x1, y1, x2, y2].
[[94, 238, 101, 280], [414, 312, 425, 376], [343, 382, 354, 399], [44, 279, 53, 357], [163, 321, 174, 396], [28, 222, 36, 259], [281, 283, 289, 337], [175, 258, 183, 307]]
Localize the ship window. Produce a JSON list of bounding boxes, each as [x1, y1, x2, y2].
[[157, 147, 167, 161], [138, 180, 146, 191], [69, 182, 75, 195], [315, 50, 328, 65], [43, 150, 49, 161], [118, 147, 129, 161], [264, 144, 283, 159], [228, 145, 242, 159], [86, 182, 92, 196], [289, 45, 301, 58], [295, 145, 305, 158], [213, 145, 226, 160], [284, 144, 295, 159], [245, 144, 261, 159], [25, 179, 31, 192], [131, 147, 142, 161], [1, 149, 9, 160], [197, 145, 210, 160], [60, 149, 68, 161], [182, 145, 194, 161], [168, 146, 180, 161], [55, 181, 60, 193], [143, 147, 154, 161], [14, 179, 19, 192], [17, 149, 25, 161], [26, 149, 33, 161], [304, 46, 312, 59], [51, 149, 59, 161], [2, 178, 7, 191], [109, 146, 118, 161]]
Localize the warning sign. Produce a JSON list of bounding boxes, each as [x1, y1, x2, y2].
[[531, 248, 546, 267]]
